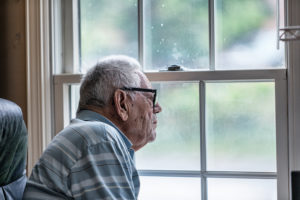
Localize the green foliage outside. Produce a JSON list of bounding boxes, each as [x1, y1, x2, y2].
[[205, 82, 276, 171], [216, 0, 271, 49], [144, 0, 209, 69], [80, 0, 138, 69]]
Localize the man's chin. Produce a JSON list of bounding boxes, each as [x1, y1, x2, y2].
[[148, 132, 156, 142]]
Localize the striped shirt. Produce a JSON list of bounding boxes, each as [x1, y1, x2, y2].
[[23, 110, 140, 200]]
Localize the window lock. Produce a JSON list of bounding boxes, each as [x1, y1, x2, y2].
[[167, 65, 184, 71]]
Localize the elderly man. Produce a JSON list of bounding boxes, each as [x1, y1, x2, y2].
[[23, 55, 162, 199]]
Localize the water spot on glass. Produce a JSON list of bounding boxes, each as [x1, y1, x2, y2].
[[172, 48, 182, 60], [174, 43, 177, 46], [156, 49, 160, 53], [161, 24, 164, 27], [151, 26, 154, 29], [162, 4, 165, 8], [161, 38, 165, 42]]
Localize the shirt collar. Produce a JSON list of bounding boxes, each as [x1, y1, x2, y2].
[[76, 109, 133, 151]]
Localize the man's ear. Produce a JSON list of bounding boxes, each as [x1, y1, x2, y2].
[[113, 89, 130, 121]]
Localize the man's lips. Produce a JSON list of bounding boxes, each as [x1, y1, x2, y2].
[[152, 114, 157, 123]]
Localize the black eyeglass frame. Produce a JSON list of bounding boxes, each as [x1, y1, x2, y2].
[[120, 87, 157, 111]]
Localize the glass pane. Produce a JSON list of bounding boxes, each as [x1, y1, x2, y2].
[[139, 176, 201, 200], [206, 82, 276, 172], [79, 0, 138, 72], [215, 0, 285, 69], [136, 82, 200, 170], [144, 0, 209, 71], [70, 85, 80, 120], [208, 178, 277, 200]]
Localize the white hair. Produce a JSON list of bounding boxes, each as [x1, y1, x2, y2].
[[77, 55, 141, 111]]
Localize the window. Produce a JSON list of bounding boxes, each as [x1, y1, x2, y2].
[[77, 0, 284, 72], [52, 0, 289, 199]]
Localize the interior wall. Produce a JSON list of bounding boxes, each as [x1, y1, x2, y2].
[[0, 0, 27, 122]]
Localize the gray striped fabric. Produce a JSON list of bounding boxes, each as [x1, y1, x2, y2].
[[23, 110, 140, 200]]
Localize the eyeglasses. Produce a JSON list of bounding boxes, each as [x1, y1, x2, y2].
[[121, 87, 157, 111]]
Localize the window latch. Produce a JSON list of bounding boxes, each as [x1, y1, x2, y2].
[[168, 65, 184, 71]]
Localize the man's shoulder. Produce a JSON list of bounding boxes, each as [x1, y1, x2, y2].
[[61, 118, 122, 146]]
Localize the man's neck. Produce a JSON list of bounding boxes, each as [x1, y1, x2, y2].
[[85, 105, 114, 121], [85, 105, 128, 136]]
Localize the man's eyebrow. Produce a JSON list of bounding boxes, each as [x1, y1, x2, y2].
[[141, 92, 155, 100], [141, 92, 153, 98]]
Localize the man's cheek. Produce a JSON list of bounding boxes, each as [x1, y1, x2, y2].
[[142, 111, 152, 121]]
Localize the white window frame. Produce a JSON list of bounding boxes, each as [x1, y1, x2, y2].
[[25, 0, 300, 199], [26, 0, 53, 173]]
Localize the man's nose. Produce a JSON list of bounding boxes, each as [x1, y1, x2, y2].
[[154, 102, 162, 114]]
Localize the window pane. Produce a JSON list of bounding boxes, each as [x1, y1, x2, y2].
[[79, 0, 138, 72], [215, 0, 285, 69], [70, 85, 80, 119], [139, 176, 201, 200], [136, 82, 200, 170], [144, 0, 209, 71], [208, 178, 277, 200], [206, 82, 276, 172]]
